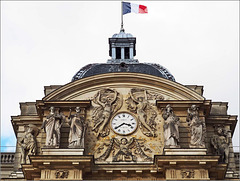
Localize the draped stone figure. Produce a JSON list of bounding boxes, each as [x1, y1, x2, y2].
[[162, 104, 180, 148], [66, 107, 87, 148], [126, 88, 158, 137], [18, 124, 39, 164], [92, 88, 122, 138], [211, 126, 230, 163], [186, 105, 206, 148], [41, 106, 65, 147]]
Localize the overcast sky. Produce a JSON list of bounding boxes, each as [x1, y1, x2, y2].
[[1, 1, 239, 152]]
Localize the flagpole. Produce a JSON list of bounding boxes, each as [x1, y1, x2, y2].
[[121, 0, 124, 31]]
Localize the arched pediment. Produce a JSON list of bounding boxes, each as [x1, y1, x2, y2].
[[43, 73, 204, 101]]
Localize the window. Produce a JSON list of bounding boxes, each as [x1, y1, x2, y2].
[[124, 47, 129, 59], [116, 47, 121, 59]]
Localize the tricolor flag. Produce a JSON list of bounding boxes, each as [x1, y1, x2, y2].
[[122, 2, 148, 15]]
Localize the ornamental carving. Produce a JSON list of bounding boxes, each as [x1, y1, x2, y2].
[[186, 105, 206, 148], [92, 88, 123, 138], [95, 137, 152, 162], [55, 170, 69, 179], [162, 104, 180, 148], [41, 106, 66, 148], [18, 124, 39, 164], [181, 169, 195, 178], [66, 107, 87, 148], [126, 88, 161, 137], [211, 125, 230, 163]]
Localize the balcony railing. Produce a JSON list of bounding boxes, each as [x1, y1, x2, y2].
[[1, 152, 15, 163]]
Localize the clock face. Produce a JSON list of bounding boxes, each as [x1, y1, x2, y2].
[[111, 112, 137, 135]]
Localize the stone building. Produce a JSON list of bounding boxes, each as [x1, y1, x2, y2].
[[1, 29, 239, 180]]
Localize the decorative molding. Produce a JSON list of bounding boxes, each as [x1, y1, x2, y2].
[[42, 73, 204, 101], [181, 169, 195, 178], [55, 170, 69, 179]]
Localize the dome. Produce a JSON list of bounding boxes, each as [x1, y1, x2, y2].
[[72, 62, 175, 82], [72, 29, 175, 82]]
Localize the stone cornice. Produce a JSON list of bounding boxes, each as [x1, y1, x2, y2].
[[42, 73, 205, 101]]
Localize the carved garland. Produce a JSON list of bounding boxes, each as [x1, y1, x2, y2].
[[95, 137, 152, 162]]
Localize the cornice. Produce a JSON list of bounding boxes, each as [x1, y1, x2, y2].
[[43, 73, 205, 101]]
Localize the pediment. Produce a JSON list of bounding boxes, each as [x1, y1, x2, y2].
[[43, 73, 204, 101]]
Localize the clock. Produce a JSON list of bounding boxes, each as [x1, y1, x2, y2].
[[111, 112, 137, 135]]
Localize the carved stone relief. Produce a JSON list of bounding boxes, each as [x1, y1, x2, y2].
[[18, 124, 39, 164], [166, 169, 208, 180], [95, 137, 152, 162], [181, 169, 195, 178], [211, 125, 230, 163], [186, 105, 206, 148], [55, 170, 69, 179], [41, 106, 66, 148], [41, 169, 82, 180], [126, 88, 161, 137], [162, 104, 180, 148], [66, 107, 87, 148], [91, 88, 123, 138]]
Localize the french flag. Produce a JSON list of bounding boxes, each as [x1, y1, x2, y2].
[[123, 2, 148, 15]]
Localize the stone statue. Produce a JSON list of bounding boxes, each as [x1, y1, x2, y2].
[[92, 88, 122, 137], [41, 106, 65, 148], [66, 107, 87, 148], [96, 137, 152, 162], [186, 105, 206, 148], [126, 88, 158, 137], [162, 104, 180, 148], [211, 126, 230, 163], [18, 124, 39, 164]]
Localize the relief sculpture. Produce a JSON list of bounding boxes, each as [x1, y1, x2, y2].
[[181, 170, 195, 178], [41, 106, 65, 148], [126, 88, 160, 137], [55, 170, 69, 179], [211, 125, 230, 163], [162, 104, 180, 148], [66, 107, 87, 148], [95, 137, 152, 162], [186, 105, 206, 148], [92, 88, 123, 138], [18, 124, 39, 164], [112, 138, 137, 162]]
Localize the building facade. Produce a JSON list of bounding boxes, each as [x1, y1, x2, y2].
[[1, 30, 239, 180]]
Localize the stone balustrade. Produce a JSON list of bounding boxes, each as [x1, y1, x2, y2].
[[1, 152, 15, 163]]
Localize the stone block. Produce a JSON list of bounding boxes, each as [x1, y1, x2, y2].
[[41, 148, 84, 155], [164, 148, 207, 155]]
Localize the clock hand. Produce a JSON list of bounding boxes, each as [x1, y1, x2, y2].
[[125, 123, 132, 127], [114, 123, 125, 129]]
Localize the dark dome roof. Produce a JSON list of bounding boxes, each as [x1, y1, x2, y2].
[[72, 62, 175, 82]]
